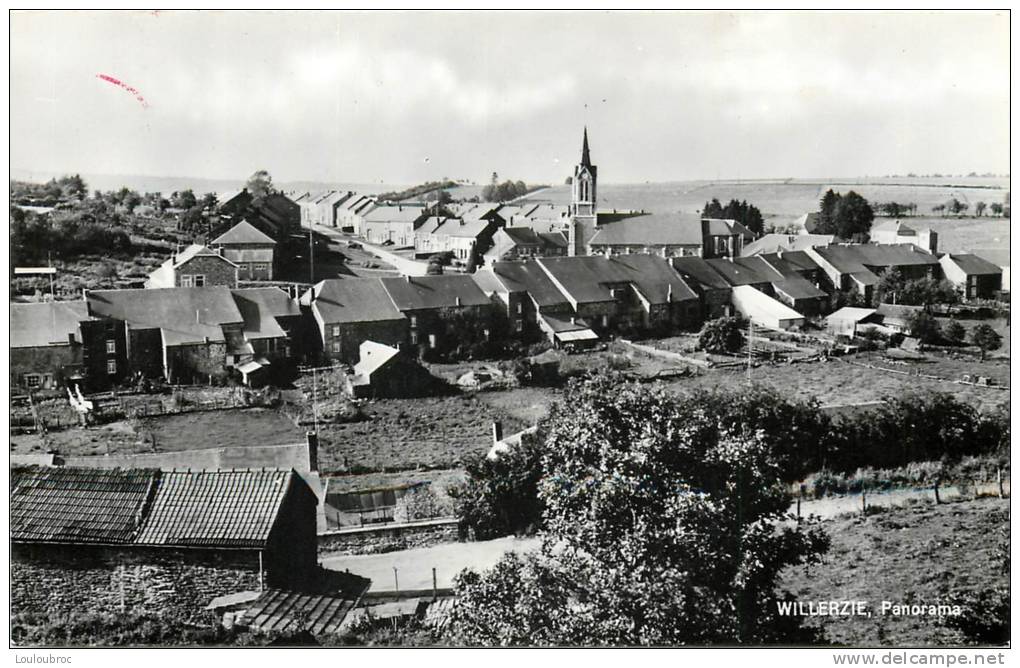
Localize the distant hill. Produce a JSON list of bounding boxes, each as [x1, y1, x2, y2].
[[9, 169, 410, 198]]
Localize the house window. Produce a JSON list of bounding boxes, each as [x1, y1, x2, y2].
[[410, 331, 418, 345], [107, 359, 117, 375], [428, 333, 437, 349], [516, 303, 523, 315], [24, 374, 41, 388], [180, 275, 193, 287], [515, 319, 523, 332], [331, 340, 341, 353], [106, 339, 116, 354], [331, 325, 341, 337], [194, 275, 206, 287], [409, 316, 418, 328], [255, 263, 268, 271]]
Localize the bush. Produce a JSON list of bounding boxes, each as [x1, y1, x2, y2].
[[944, 320, 967, 344], [698, 316, 745, 354], [942, 587, 1010, 645]]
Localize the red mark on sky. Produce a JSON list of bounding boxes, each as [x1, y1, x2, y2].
[[96, 74, 149, 108]]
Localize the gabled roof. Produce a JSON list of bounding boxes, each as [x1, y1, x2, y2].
[[501, 227, 543, 245], [811, 244, 939, 275], [433, 217, 492, 239], [671, 256, 732, 291], [87, 287, 243, 346], [134, 469, 297, 548], [941, 253, 1003, 276], [607, 254, 699, 304], [706, 257, 775, 287], [589, 213, 704, 247], [741, 233, 834, 256], [969, 248, 1010, 268], [875, 302, 923, 324], [703, 218, 752, 239], [172, 244, 238, 268], [307, 278, 406, 324], [12, 467, 305, 550], [794, 212, 822, 233], [380, 275, 491, 311], [480, 261, 571, 308], [872, 219, 920, 236], [827, 307, 878, 323], [11, 301, 92, 349], [237, 579, 372, 636], [771, 275, 828, 301], [212, 221, 276, 246], [536, 255, 696, 306], [759, 250, 820, 274], [353, 341, 400, 377], [11, 467, 158, 544], [231, 288, 299, 340], [362, 205, 426, 223]]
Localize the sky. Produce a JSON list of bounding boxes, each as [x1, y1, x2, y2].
[[9, 10, 1010, 186]]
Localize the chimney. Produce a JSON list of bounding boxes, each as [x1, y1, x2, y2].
[[667, 284, 673, 302], [777, 248, 783, 259], [455, 296, 462, 306], [68, 332, 76, 345], [306, 431, 319, 471], [405, 274, 412, 283], [570, 316, 576, 325], [491, 421, 503, 444]]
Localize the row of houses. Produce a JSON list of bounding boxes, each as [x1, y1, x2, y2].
[[11, 241, 1007, 391]]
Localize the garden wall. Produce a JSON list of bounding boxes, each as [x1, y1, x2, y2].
[[318, 518, 459, 556]]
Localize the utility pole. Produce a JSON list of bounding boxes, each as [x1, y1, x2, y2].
[[309, 225, 315, 284], [746, 319, 754, 384], [312, 367, 319, 433]]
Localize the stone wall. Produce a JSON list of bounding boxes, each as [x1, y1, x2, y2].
[[12, 544, 262, 621], [176, 254, 238, 288], [318, 519, 459, 556]]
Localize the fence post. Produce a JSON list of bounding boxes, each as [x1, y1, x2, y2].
[[393, 567, 399, 595], [433, 568, 438, 600], [998, 467, 1005, 499], [861, 486, 867, 515], [934, 478, 941, 505]]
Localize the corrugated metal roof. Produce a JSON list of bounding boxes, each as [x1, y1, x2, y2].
[[11, 467, 158, 544], [136, 469, 295, 549]]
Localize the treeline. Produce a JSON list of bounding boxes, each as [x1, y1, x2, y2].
[[481, 179, 544, 203], [816, 189, 874, 240], [11, 201, 132, 265], [376, 180, 459, 202], [452, 379, 1009, 541], [10, 175, 87, 206], [702, 198, 765, 235]]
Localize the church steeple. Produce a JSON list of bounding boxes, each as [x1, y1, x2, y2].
[[569, 127, 598, 256], [581, 126, 592, 168]]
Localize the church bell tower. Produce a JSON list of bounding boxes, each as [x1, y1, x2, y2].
[[568, 127, 598, 256]]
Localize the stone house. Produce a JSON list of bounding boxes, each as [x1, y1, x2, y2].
[[11, 467, 319, 620], [10, 301, 93, 391], [210, 221, 278, 281], [303, 278, 409, 365], [360, 205, 428, 246], [938, 253, 1003, 300], [805, 244, 940, 303], [145, 244, 239, 289], [472, 260, 575, 344], [483, 227, 569, 264], [670, 256, 735, 319], [378, 274, 494, 356]]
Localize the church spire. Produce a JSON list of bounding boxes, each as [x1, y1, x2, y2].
[[581, 126, 591, 168]]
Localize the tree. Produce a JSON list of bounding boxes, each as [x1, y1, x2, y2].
[[906, 310, 941, 344], [975, 201, 987, 217], [701, 199, 765, 235], [703, 198, 724, 218], [819, 189, 840, 228], [932, 204, 946, 216], [446, 378, 830, 645], [172, 189, 198, 209], [990, 202, 1004, 216], [246, 170, 274, 203], [698, 316, 745, 354], [448, 430, 546, 540], [944, 321, 967, 344], [970, 323, 1002, 360], [200, 192, 219, 210], [831, 191, 874, 240]]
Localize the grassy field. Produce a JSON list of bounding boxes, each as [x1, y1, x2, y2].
[[907, 216, 1010, 253], [780, 496, 1009, 646]]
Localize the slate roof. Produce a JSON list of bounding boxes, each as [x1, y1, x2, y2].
[[706, 258, 775, 287], [741, 233, 834, 256], [607, 254, 699, 303], [87, 287, 244, 346], [10, 301, 92, 349], [12, 467, 303, 550], [536, 257, 616, 303], [11, 467, 158, 544], [239, 577, 371, 636], [380, 275, 491, 311], [136, 469, 296, 549], [671, 256, 732, 291], [760, 250, 820, 274], [811, 244, 939, 275], [703, 218, 752, 239], [536, 255, 696, 306], [793, 212, 822, 233], [771, 275, 828, 301], [307, 278, 406, 324], [231, 288, 299, 340], [589, 213, 704, 246], [362, 205, 426, 223], [172, 244, 239, 268], [969, 248, 1010, 268], [212, 221, 276, 246], [479, 262, 571, 308], [433, 217, 492, 239], [942, 253, 1002, 276], [872, 219, 919, 235]]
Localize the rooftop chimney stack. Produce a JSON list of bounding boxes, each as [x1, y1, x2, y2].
[[306, 431, 319, 471]]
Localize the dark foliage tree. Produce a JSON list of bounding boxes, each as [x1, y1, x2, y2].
[[943, 320, 966, 344], [969, 323, 1002, 360], [698, 316, 745, 354], [702, 198, 765, 235], [906, 310, 941, 344], [817, 190, 874, 239], [446, 378, 830, 646], [448, 429, 546, 540], [246, 170, 274, 203]]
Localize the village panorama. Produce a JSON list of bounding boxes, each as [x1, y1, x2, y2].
[[8, 9, 1010, 653]]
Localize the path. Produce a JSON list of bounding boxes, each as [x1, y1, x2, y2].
[[310, 223, 430, 276], [322, 485, 1004, 593]]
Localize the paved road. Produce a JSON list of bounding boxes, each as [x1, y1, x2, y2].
[[322, 485, 1005, 593]]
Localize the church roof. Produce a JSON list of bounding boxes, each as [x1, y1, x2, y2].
[[581, 127, 592, 168]]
